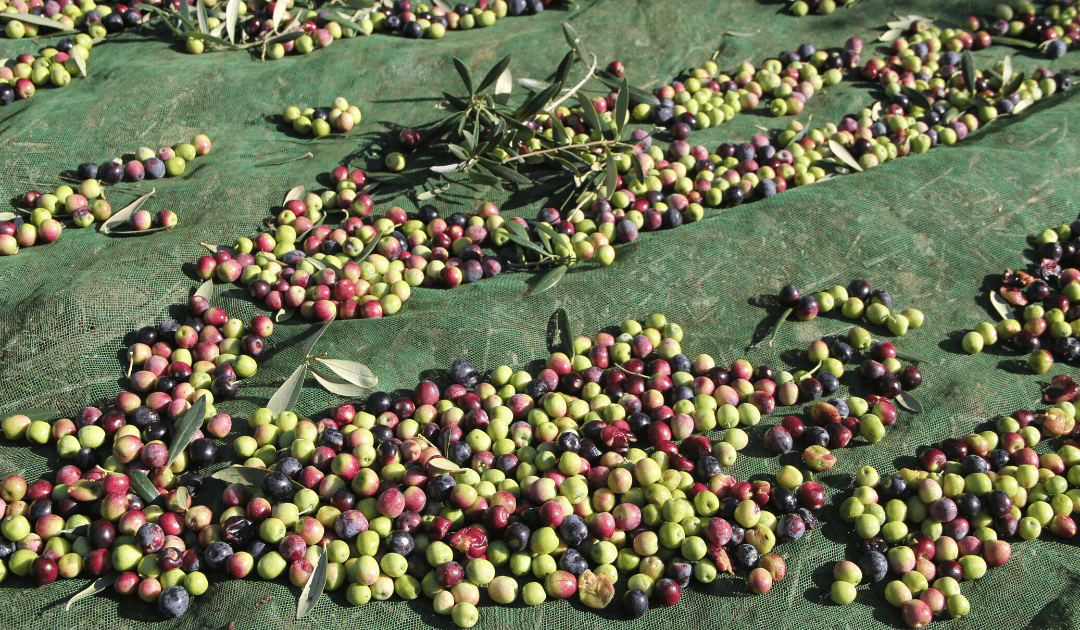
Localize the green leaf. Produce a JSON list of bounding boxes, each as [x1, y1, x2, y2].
[[517, 83, 561, 120], [483, 161, 532, 186], [99, 190, 155, 234], [989, 291, 1017, 321], [296, 544, 328, 619], [550, 115, 570, 145], [0, 212, 15, 222], [518, 78, 549, 91], [303, 322, 330, 358], [878, 27, 904, 42], [493, 67, 513, 106], [166, 396, 206, 470], [529, 265, 567, 296], [0, 12, 77, 32], [72, 49, 87, 78], [311, 371, 374, 397], [322, 12, 365, 32], [603, 148, 617, 199], [1012, 97, 1034, 115], [961, 50, 976, 93], [596, 76, 660, 107], [315, 359, 378, 389], [452, 57, 474, 96], [224, 0, 239, 43], [783, 115, 812, 149], [211, 466, 273, 486], [254, 152, 313, 167], [265, 30, 307, 45], [283, 185, 304, 205], [477, 54, 512, 93], [614, 78, 629, 139], [65, 573, 117, 612], [179, 0, 190, 28], [1002, 71, 1025, 97], [1001, 55, 1012, 88], [561, 22, 589, 64], [274, 307, 295, 322], [194, 279, 214, 303], [128, 471, 160, 504], [892, 347, 930, 364], [196, 0, 209, 33], [827, 140, 863, 172], [576, 92, 606, 134], [896, 392, 923, 414], [994, 36, 1037, 49], [355, 228, 385, 264], [365, 172, 411, 185], [0, 408, 57, 422], [503, 223, 547, 255], [557, 308, 573, 356], [900, 86, 932, 111], [267, 363, 306, 417], [767, 307, 794, 348], [103, 225, 178, 237]]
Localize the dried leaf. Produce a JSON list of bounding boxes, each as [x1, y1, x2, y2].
[[274, 307, 295, 322], [827, 140, 863, 172], [878, 28, 904, 42], [315, 359, 378, 388], [194, 279, 214, 302], [166, 396, 206, 470], [452, 57, 474, 96], [989, 291, 1017, 321], [994, 36, 1037, 49], [0, 12, 76, 32], [283, 185, 304, 205], [128, 470, 160, 504], [0, 212, 15, 221], [65, 573, 117, 611], [99, 190, 154, 233], [127, 347, 135, 378], [104, 225, 178, 237], [529, 265, 567, 296], [493, 68, 513, 105], [296, 544, 327, 619], [961, 50, 976, 93], [896, 392, 923, 414], [892, 347, 930, 363], [0, 408, 57, 422], [312, 371, 373, 398], [270, 0, 287, 30], [267, 363, 307, 417]]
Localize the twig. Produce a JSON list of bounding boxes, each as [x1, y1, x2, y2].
[[547, 53, 598, 112]]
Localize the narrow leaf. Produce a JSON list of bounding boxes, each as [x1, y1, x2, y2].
[[576, 92, 606, 134], [989, 291, 1017, 321], [65, 573, 118, 612], [505, 231, 547, 256], [0, 12, 77, 31], [481, 161, 531, 186], [253, 152, 313, 167], [961, 50, 976, 93], [225, 0, 239, 43], [553, 50, 575, 86], [194, 279, 214, 302], [271, 0, 287, 30], [994, 36, 1037, 49], [283, 185, 304, 204], [315, 359, 378, 388], [529, 265, 567, 296], [614, 78, 629, 139], [128, 471, 160, 504], [312, 371, 374, 398], [557, 308, 573, 356], [0, 212, 15, 221], [1001, 55, 1012, 88], [550, 115, 570, 145], [1002, 71, 1025, 97], [322, 12, 365, 32], [267, 363, 306, 416], [871, 101, 883, 121], [196, 0, 208, 33], [72, 50, 87, 77], [878, 27, 904, 42], [900, 85, 932, 111], [518, 78, 549, 91], [767, 307, 794, 348], [100, 190, 154, 233], [104, 225, 178, 237], [296, 545, 328, 619], [783, 115, 812, 149], [364, 172, 410, 185], [452, 57, 474, 96], [477, 54, 512, 93], [0, 408, 57, 422], [595, 76, 660, 107], [604, 149, 617, 199], [355, 228, 385, 264], [827, 140, 863, 172], [892, 347, 930, 363], [303, 322, 330, 358], [1012, 97, 1034, 115], [561, 22, 589, 64], [275, 307, 295, 322], [211, 466, 272, 486], [179, 0, 190, 28], [896, 392, 923, 414], [493, 68, 513, 105], [166, 396, 206, 470]]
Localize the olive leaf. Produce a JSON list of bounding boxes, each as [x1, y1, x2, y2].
[[0, 408, 57, 422], [878, 28, 904, 42], [296, 544, 327, 619], [993, 36, 1037, 49], [166, 396, 206, 470], [311, 370, 373, 398], [557, 308, 573, 356], [493, 67, 513, 106], [303, 322, 330, 358], [274, 307, 295, 322], [961, 50, 977, 93], [104, 225, 178, 237], [254, 152, 313, 167], [0, 13, 77, 32], [767, 307, 794, 348], [283, 185, 305, 205], [896, 392, 923, 414], [595, 76, 660, 107], [603, 148, 617, 198], [128, 470, 160, 504], [211, 466, 272, 486], [65, 573, 118, 612], [322, 12, 365, 32], [1002, 71, 1025, 97], [892, 347, 930, 363], [783, 115, 812, 149], [314, 359, 377, 389], [614, 78, 629, 139], [224, 0, 239, 43], [1012, 97, 1034, 115], [1001, 55, 1012, 88], [900, 85, 932, 111], [268, 363, 307, 417], [989, 291, 1017, 321], [452, 57, 474, 96], [72, 50, 87, 78], [196, 0, 209, 33], [529, 265, 568, 296], [476, 54, 512, 93], [561, 22, 589, 64], [100, 189, 155, 234], [517, 78, 549, 91], [0, 212, 15, 221], [827, 140, 863, 172], [194, 279, 214, 302]]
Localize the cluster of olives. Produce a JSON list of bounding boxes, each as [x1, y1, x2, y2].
[[0, 35, 95, 107], [281, 97, 362, 136]]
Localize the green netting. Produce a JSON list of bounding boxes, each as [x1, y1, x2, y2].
[[1, 0, 1080, 628]]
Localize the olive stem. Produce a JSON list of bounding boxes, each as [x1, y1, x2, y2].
[[547, 53, 599, 112], [501, 139, 634, 164]]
